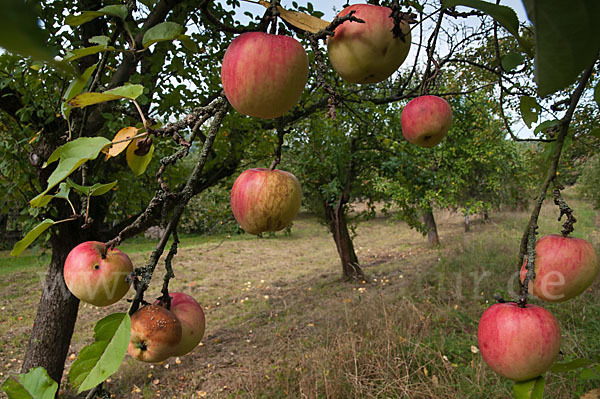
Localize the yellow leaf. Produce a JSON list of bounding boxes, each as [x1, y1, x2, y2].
[[105, 126, 139, 160], [258, 1, 330, 33], [126, 139, 154, 176]]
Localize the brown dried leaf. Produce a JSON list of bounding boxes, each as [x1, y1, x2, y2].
[[258, 1, 330, 33], [105, 126, 139, 160], [582, 389, 600, 399]]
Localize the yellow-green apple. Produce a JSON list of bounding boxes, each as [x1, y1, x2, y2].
[[520, 234, 599, 302], [221, 32, 308, 119], [231, 168, 302, 235], [327, 4, 411, 84], [128, 304, 182, 363], [477, 302, 561, 381], [63, 241, 133, 306], [155, 292, 205, 357], [401, 95, 453, 148]]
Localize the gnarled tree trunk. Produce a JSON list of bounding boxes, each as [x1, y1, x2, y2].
[[324, 202, 363, 279], [423, 207, 440, 246], [464, 213, 470, 232]]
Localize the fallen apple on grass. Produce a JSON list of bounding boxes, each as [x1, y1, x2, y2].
[[63, 241, 133, 307], [477, 302, 561, 381], [327, 4, 411, 84], [401, 95, 453, 148], [155, 292, 206, 357], [231, 168, 302, 235], [128, 304, 182, 363], [520, 234, 599, 302], [221, 32, 309, 119]]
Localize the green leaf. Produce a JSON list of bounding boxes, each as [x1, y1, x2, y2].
[[54, 182, 71, 201], [30, 137, 111, 207], [590, 128, 600, 139], [62, 63, 98, 120], [69, 84, 144, 108], [1, 367, 58, 399], [579, 365, 600, 380], [89, 35, 111, 46], [552, 358, 597, 373], [519, 96, 541, 128], [523, 0, 600, 97], [126, 142, 154, 176], [64, 45, 116, 62], [66, 178, 117, 196], [10, 219, 56, 257], [69, 313, 131, 393], [142, 22, 185, 48], [65, 5, 128, 27], [177, 34, 200, 53], [513, 376, 545, 399], [501, 52, 525, 72], [0, 0, 53, 61], [533, 119, 560, 135]]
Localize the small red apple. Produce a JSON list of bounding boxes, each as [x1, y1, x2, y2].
[[478, 302, 561, 381], [327, 4, 411, 84], [401, 95, 453, 148], [128, 304, 182, 363], [520, 234, 599, 302], [221, 32, 309, 119], [63, 241, 133, 307], [231, 168, 302, 235], [155, 292, 205, 357]]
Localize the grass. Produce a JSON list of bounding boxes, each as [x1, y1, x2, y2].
[[0, 196, 599, 398]]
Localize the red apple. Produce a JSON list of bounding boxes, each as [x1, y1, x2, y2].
[[155, 292, 206, 357], [478, 302, 561, 381], [520, 234, 599, 302], [231, 168, 302, 235], [401, 95, 453, 148], [327, 4, 411, 84], [221, 32, 308, 119], [128, 304, 182, 363], [63, 241, 133, 307]]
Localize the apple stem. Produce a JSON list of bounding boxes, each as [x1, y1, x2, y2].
[[552, 183, 577, 237], [158, 231, 178, 309], [389, 1, 417, 42], [518, 224, 538, 307]]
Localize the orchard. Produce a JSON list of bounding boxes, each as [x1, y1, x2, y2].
[[0, 0, 599, 398]]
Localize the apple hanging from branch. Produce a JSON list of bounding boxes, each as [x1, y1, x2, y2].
[[520, 234, 599, 302], [231, 168, 302, 235], [221, 32, 309, 119], [63, 241, 133, 307], [327, 4, 412, 84], [128, 304, 182, 363], [155, 292, 206, 357], [477, 302, 561, 381], [401, 95, 453, 148]]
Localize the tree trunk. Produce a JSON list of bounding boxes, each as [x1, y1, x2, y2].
[[21, 221, 83, 388], [483, 210, 489, 222], [464, 213, 470, 232], [324, 202, 363, 279], [423, 208, 440, 246]]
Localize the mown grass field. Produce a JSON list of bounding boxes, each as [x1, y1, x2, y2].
[[1, 193, 599, 398]]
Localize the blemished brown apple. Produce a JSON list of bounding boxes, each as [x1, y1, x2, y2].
[[63, 241, 133, 307], [520, 234, 599, 302], [128, 304, 182, 363], [327, 4, 411, 84], [230, 168, 302, 235], [155, 292, 206, 357], [401, 95, 453, 148], [477, 302, 561, 381], [221, 32, 308, 119]]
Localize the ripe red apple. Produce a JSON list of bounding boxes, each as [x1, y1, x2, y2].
[[231, 168, 302, 235], [327, 4, 411, 84], [128, 304, 182, 363], [478, 302, 561, 381], [401, 95, 453, 148], [520, 234, 599, 302], [155, 292, 206, 357], [63, 241, 133, 307], [221, 32, 308, 119]]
